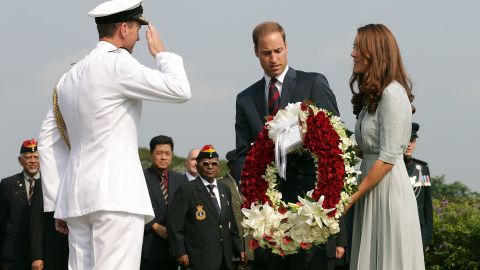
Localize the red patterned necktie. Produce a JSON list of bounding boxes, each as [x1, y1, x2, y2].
[[160, 173, 169, 205], [268, 78, 280, 115]]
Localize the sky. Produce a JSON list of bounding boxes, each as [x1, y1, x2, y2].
[[1, 1, 479, 191]]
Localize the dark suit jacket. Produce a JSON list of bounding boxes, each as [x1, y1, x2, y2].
[[0, 172, 37, 268], [142, 167, 187, 261], [235, 67, 339, 201], [30, 178, 69, 269], [167, 177, 243, 270]]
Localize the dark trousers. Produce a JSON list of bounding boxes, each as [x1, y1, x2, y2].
[[252, 246, 327, 270], [1, 260, 29, 270], [43, 212, 69, 270], [140, 258, 177, 270]]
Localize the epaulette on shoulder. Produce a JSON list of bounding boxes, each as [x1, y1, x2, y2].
[[108, 48, 125, 54], [412, 158, 428, 166]]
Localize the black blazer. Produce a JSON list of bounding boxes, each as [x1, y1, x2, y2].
[[29, 177, 44, 261], [142, 168, 187, 260], [30, 178, 69, 269], [235, 67, 339, 201], [167, 178, 243, 270], [0, 172, 37, 268]]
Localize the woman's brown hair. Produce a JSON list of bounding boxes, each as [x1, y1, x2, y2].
[[350, 24, 414, 116]]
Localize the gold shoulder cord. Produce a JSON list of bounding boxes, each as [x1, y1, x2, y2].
[[52, 88, 71, 150]]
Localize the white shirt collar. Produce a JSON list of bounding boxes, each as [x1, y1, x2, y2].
[[97, 41, 118, 51], [200, 175, 217, 187], [185, 171, 197, 181], [264, 65, 289, 85]]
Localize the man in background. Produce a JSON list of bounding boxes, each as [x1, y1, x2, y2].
[[168, 145, 245, 269], [184, 148, 200, 181], [218, 150, 254, 269], [0, 139, 40, 270], [141, 135, 187, 270], [404, 122, 433, 250]]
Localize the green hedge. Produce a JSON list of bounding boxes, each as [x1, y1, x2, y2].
[[426, 198, 480, 269]]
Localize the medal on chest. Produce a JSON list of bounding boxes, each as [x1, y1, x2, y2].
[[196, 205, 206, 221]]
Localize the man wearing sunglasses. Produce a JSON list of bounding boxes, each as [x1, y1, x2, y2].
[[168, 145, 245, 270]]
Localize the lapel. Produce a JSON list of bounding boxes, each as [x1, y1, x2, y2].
[[14, 173, 29, 205], [253, 78, 268, 122], [194, 177, 220, 219], [146, 167, 167, 211], [280, 67, 297, 108]]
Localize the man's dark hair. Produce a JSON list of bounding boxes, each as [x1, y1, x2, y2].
[[96, 21, 134, 39], [149, 135, 174, 153]]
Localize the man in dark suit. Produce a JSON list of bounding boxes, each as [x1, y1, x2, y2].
[[141, 135, 187, 270], [30, 175, 69, 270], [234, 21, 340, 270], [404, 123, 433, 250], [0, 139, 41, 270], [168, 145, 245, 270]]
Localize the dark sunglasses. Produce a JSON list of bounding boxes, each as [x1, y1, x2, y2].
[[200, 161, 219, 167]]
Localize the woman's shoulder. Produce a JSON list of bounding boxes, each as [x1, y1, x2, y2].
[[381, 80, 408, 99]]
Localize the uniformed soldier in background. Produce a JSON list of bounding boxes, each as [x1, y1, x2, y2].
[[404, 122, 433, 250], [218, 150, 254, 270]]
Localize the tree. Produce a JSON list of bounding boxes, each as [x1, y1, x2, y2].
[[138, 147, 228, 176], [431, 175, 479, 199]]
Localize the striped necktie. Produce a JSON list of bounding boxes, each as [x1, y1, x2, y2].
[[160, 173, 169, 205], [27, 178, 35, 204], [268, 78, 280, 115]]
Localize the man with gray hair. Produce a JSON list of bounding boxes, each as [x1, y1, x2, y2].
[[184, 148, 200, 181]]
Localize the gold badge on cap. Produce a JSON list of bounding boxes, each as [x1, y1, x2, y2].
[[196, 205, 206, 221]]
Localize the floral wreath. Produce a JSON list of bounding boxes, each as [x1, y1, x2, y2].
[[240, 102, 360, 256]]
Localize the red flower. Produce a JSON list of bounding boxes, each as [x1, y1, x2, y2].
[[249, 239, 259, 250], [283, 236, 293, 244], [300, 242, 313, 250]]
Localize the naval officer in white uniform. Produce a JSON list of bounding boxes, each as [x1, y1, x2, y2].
[[38, 0, 191, 269]]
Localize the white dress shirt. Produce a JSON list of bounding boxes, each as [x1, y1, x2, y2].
[[263, 65, 290, 106], [200, 176, 221, 211], [185, 172, 197, 181]]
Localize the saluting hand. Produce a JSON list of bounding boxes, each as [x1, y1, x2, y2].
[[146, 23, 165, 57]]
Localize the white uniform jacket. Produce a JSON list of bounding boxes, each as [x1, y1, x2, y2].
[[39, 41, 191, 222]]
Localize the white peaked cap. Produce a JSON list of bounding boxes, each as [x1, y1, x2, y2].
[[88, 0, 142, 17]]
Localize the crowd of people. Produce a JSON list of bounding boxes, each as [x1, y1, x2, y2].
[[0, 0, 433, 269]]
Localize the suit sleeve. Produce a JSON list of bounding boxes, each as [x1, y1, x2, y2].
[[0, 180, 8, 260], [311, 74, 340, 116], [226, 189, 243, 256], [336, 216, 348, 248], [235, 95, 251, 184], [167, 185, 189, 257], [30, 180, 44, 261]]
